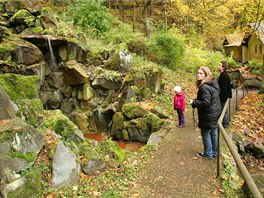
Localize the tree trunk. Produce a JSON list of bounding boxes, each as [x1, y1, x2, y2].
[[118, 0, 125, 21], [108, 0, 111, 10], [262, 54, 264, 87], [163, 0, 168, 30], [142, 0, 152, 37], [133, 0, 136, 32]]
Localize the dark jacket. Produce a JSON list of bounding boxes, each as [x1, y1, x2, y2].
[[191, 79, 221, 129], [218, 71, 232, 104]]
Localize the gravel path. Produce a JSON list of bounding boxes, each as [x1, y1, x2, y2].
[[128, 110, 226, 198]]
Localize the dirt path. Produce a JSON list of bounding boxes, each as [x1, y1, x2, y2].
[[128, 110, 226, 198]]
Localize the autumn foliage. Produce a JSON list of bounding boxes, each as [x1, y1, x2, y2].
[[232, 92, 264, 144]]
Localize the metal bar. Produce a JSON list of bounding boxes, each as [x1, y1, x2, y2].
[[217, 99, 262, 198]]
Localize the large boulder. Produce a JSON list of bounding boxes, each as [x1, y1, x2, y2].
[[122, 102, 148, 119], [64, 60, 89, 86], [126, 117, 150, 143], [0, 118, 46, 181], [51, 140, 80, 188]]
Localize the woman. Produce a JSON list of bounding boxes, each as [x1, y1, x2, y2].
[[190, 66, 221, 159]]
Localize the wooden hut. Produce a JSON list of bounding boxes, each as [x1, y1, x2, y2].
[[223, 33, 245, 62], [223, 22, 264, 63]]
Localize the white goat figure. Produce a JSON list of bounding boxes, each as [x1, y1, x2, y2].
[[119, 49, 132, 70]]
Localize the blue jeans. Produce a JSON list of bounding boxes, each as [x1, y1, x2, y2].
[[201, 128, 218, 157], [221, 102, 230, 128]]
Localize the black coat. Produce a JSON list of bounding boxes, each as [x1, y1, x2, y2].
[[192, 79, 222, 129], [218, 71, 232, 104]]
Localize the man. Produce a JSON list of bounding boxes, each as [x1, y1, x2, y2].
[[217, 61, 232, 128]]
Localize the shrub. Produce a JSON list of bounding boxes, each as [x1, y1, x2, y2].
[[146, 27, 186, 70], [226, 56, 240, 68], [182, 48, 224, 73], [128, 39, 148, 56], [67, 0, 113, 36], [248, 59, 262, 76], [103, 21, 145, 43]]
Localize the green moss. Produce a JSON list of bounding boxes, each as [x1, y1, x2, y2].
[[110, 112, 124, 139], [7, 167, 42, 198], [127, 118, 149, 133], [141, 87, 151, 98], [122, 103, 147, 119], [0, 131, 15, 143], [96, 140, 126, 162], [146, 112, 164, 132], [79, 140, 93, 154], [122, 129, 129, 140], [84, 148, 101, 163], [49, 142, 58, 159], [53, 118, 78, 139], [8, 150, 36, 163], [32, 26, 44, 33], [17, 98, 43, 126], [0, 40, 15, 54], [39, 110, 79, 139], [0, 73, 39, 102], [9, 9, 35, 27]]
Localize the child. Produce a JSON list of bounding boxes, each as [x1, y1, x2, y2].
[[173, 86, 185, 128]]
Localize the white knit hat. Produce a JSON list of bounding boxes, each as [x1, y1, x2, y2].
[[174, 86, 181, 92]]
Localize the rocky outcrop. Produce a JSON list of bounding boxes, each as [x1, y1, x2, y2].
[[110, 102, 164, 143], [0, 118, 46, 196], [0, 1, 169, 195], [232, 133, 264, 158]]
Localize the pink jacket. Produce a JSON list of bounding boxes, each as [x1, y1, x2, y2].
[[174, 92, 185, 112]]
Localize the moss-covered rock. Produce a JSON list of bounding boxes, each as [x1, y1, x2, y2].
[[6, 168, 42, 198], [9, 9, 35, 27], [122, 129, 129, 141], [0, 73, 39, 102], [141, 87, 152, 99], [38, 110, 79, 140], [110, 112, 124, 140], [17, 98, 43, 126], [0, 36, 16, 56], [96, 140, 126, 162], [53, 119, 78, 139], [122, 102, 147, 119], [82, 148, 106, 175], [146, 112, 164, 132], [126, 117, 150, 143]]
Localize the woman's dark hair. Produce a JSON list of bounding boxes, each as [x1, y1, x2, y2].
[[220, 61, 228, 71]]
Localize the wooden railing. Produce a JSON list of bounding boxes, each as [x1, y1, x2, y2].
[[217, 86, 262, 198]]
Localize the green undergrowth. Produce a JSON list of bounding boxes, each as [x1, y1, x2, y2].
[[40, 144, 158, 197], [221, 154, 245, 198]]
